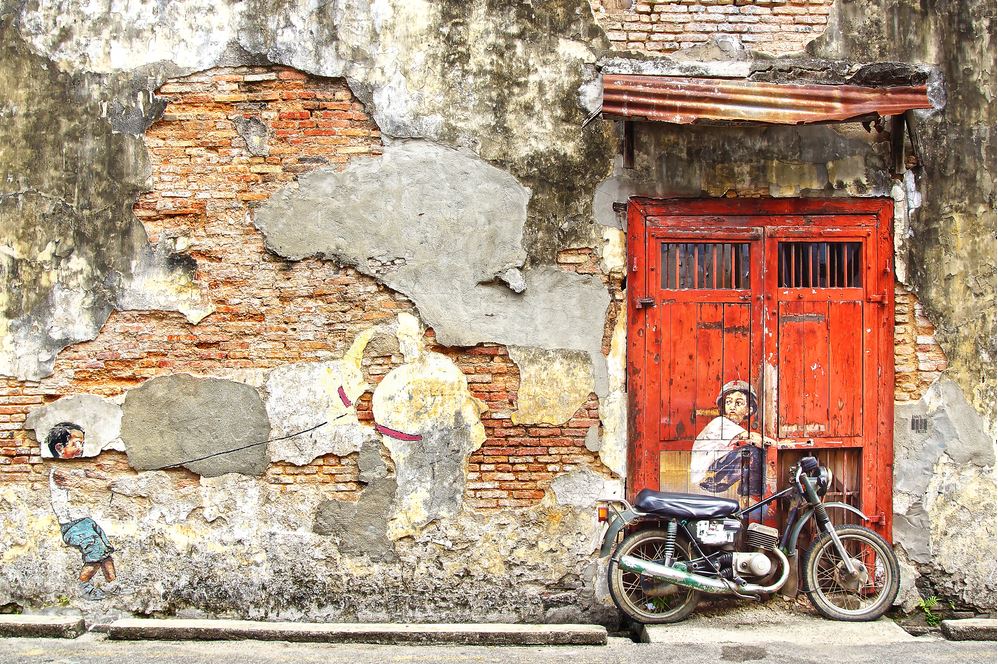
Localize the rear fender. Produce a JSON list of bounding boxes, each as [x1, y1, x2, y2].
[[599, 508, 642, 558], [785, 502, 871, 554]]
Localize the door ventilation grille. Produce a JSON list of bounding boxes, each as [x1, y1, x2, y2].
[[660, 242, 750, 290], [778, 241, 862, 288]]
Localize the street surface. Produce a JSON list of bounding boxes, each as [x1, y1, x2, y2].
[[0, 633, 994, 664]]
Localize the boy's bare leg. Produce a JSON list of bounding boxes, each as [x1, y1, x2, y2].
[[101, 558, 116, 582], [79, 563, 100, 583]]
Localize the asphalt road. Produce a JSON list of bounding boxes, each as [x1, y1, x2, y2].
[[0, 633, 994, 664]]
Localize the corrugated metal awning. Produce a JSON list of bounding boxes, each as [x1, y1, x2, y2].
[[601, 75, 932, 125]]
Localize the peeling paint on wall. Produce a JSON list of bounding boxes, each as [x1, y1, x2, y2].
[[508, 347, 594, 426], [893, 379, 996, 609], [372, 314, 487, 539], [0, 0, 993, 623], [25, 394, 124, 458], [551, 467, 622, 507], [265, 329, 377, 465], [254, 140, 612, 392], [0, 19, 210, 383], [598, 310, 627, 478]]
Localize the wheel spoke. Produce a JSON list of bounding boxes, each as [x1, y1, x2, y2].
[[804, 527, 898, 619], [611, 532, 699, 622]]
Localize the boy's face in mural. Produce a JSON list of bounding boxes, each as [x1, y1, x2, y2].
[[722, 391, 750, 424], [58, 429, 85, 459]]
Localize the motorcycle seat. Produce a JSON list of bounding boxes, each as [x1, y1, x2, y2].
[[633, 489, 739, 520]]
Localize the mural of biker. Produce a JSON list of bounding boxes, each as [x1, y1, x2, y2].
[[690, 380, 775, 497]]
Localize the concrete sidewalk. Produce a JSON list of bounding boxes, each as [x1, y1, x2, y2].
[[0, 631, 995, 664], [642, 602, 915, 645]]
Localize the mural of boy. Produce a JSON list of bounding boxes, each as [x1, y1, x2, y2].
[[45, 422, 119, 601], [690, 381, 776, 498]]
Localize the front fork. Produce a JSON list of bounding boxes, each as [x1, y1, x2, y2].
[[801, 477, 857, 574]]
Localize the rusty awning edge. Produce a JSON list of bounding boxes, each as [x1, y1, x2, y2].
[[601, 75, 933, 125]]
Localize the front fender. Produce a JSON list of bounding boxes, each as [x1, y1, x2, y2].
[[599, 508, 641, 558], [786, 502, 871, 554]]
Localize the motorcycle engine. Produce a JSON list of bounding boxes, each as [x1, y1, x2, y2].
[[720, 523, 781, 581]]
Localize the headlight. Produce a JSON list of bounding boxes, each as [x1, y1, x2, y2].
[[816, 466, 832, 497]]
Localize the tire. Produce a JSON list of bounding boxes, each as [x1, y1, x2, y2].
[[608, 528, 700, 624], [802, 524, 900, 621]]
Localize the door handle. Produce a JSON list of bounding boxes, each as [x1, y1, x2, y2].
[[636, 297, 655, 309]]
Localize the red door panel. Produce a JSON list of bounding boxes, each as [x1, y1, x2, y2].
[[627, 198, 894, 539]]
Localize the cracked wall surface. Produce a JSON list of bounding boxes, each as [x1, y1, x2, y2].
[[254, 141, 612, 391], [0, 0, 994, 621], [0, 15, 211, 382]]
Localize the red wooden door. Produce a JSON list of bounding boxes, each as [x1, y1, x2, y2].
[[627, 199, 894, 538]]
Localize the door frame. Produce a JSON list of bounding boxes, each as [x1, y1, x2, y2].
[[626, 197, 895, 538]]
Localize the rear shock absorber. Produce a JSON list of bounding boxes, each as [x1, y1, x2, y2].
[[662, 520, 678, 567]]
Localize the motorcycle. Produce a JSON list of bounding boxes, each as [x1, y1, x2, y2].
[[597, 454, 900, 623]]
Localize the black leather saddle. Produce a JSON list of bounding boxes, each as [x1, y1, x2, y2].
[[634, 489, 739, 520]]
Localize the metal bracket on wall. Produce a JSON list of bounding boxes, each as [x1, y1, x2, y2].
[[904, 109, 924, 171], [622, 120, 634, 169], [890, 114, 906, 176]]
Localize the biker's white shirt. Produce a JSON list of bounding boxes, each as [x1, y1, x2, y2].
[[689, 416, 746, 485]]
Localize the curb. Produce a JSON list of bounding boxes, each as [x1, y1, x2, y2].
[[0, 615, 86, 639], [940, 619, 997, 642], [106, 619, 609, 646]]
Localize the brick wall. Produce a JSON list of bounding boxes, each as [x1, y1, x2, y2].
[[589, 0, 833, 55], [0, 65, 605, 503], [894, 285, 948, 402], [1, 66, 946, 499]]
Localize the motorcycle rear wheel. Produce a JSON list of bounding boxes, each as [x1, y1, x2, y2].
[[802, 524, 900, 621], [608, 528, 700, 624]]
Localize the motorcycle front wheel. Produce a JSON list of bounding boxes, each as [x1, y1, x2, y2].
[[607, 528, 700, 624], [802, 524, 900, 621]]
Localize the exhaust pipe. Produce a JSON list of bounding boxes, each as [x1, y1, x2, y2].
[[617, 547, 790, 596]]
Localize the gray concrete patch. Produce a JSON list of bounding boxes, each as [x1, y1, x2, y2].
[[120, 374, 270, 477], [25, 394, 123, 458], [357, 437, 389, 484], [313, 478, 398, 563], [105, 619, 608, 645], [253, 141, 610, 394], [232, 115, 270, 157], [551, 468, 619, 508], [941, 619, 998, 641], [0, 614, 86, 639]]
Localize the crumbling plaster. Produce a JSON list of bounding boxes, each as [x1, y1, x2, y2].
[[0, 18, 212, 381], [0, 0, 993, 620], [254, 141, 612, 394], [807, 0, 997, 425], [893, 379, 996, 610], [0, 457, 614, 624], [24, 394, 124, 458], [4, 0, 617, 384], [508, 347, 595, 427]]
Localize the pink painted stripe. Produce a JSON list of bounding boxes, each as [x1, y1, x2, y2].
[[337, 385, 352, 407], [375, 423, 422, 442]]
